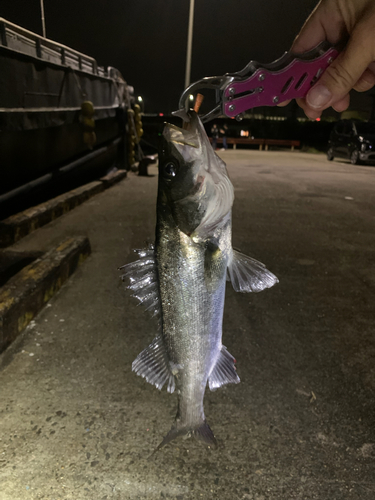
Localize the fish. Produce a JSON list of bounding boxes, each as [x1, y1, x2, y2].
[[120, 110, 278, 450]]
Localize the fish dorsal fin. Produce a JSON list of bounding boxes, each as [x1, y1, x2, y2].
[[227, 249, 279, 293], [119, 245, 161, 317], [208, 345, 240, 390], [132, 335, 175, 393]]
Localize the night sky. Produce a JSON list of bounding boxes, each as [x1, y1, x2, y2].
[[2, 0, 319, 113]]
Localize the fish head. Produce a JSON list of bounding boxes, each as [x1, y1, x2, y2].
[[158, 111, 234, 238]]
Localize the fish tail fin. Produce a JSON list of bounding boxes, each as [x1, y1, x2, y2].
[[154, 421, 217, 453], [192, 421, 218, 448], [153, 426, 187, 452]]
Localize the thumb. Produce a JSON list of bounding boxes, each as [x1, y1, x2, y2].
[[306, 31, 374, 110]]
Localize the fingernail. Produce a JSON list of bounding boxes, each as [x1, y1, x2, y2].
[[307, 84, 332, 109]]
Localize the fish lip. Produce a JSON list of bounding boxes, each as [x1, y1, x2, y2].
[[163, 124, 199, 149], [163, 111, 200, 147]]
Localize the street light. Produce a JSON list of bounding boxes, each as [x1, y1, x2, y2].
[[40, 0, 46, 37], [184, 0, 195, 89]]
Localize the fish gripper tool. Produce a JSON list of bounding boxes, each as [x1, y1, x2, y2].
[[179, 42, 339, 123]]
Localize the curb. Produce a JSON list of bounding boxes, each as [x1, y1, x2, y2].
[[0, 170, 126, 248], [0, 236, 91, 354], [100, 169, 127, 187]]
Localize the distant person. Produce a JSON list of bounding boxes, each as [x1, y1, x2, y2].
[[284, 0, 375, 119], [219, 123, 228, 150], [211, 123, 219, 150]]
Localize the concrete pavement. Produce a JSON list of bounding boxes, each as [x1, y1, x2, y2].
[[0, 151, 374, 499]]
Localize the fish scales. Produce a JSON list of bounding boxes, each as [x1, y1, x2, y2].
[[157, 220, 227, 431], [121, 110, 278, 450]]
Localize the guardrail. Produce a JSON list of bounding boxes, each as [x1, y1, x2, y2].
[[211, 137, 300, 151], [0, 17, 106, 77]]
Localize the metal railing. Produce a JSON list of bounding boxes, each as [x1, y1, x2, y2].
[[0, 17, 106, 77]]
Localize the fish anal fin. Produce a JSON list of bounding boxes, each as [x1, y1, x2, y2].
[[132, 335, 175, 393], [208, 345, 240, 391], [228, 249, 278, 293]]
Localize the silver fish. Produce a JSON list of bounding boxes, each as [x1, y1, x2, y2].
[[121, 110, 278, 450]]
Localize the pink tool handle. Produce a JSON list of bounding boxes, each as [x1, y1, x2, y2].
[[223, 47, 338, 117]]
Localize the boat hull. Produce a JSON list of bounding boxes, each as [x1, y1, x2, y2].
[[0, 18, 132, 197]]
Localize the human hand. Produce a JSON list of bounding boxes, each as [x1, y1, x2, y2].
[[282, 0, 375, 119]]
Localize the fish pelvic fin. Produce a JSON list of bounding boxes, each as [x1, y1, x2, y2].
[[132, 335, 175, 393], [119, 245, 161, 317], [154, 421, 218, 453], [208, 345, 240, 390], [227, 249, 278, 293]]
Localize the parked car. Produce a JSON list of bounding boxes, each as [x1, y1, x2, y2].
[[327, 120, 375, 165]]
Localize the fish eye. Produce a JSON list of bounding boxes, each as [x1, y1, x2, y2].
[[163, 162, 178, 178]]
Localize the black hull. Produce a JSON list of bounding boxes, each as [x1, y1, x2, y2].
[[0, 113, 123, 195], [0, 18, 133, 198]]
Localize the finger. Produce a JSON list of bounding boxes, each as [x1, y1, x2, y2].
[[291, 1, 344, 53], [305, 108, 322, 120], [291, 2, 326, 52], [300, 93, 349, 118], [296, 98, 322, 120], [306, 28, 375, 110], [277, 99, 291, 107], [331, 94, 350, 112], [353, 67, 375, 92], [292, 23, 326, 53]]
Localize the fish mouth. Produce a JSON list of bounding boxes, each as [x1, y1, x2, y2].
[[163, 111, 201, 149]]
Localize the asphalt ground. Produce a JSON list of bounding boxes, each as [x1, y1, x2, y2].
[[0, 150, 374, 500]]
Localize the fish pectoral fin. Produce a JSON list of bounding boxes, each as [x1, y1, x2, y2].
[[132, 335, 175, 393], [227, 249, 279, 293], [119, 245, 161, 317], [208, 345, 240, 390]]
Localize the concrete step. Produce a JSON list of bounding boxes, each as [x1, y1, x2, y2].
[[0, 170, 126, 248], [0, 235, 91, 354]]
